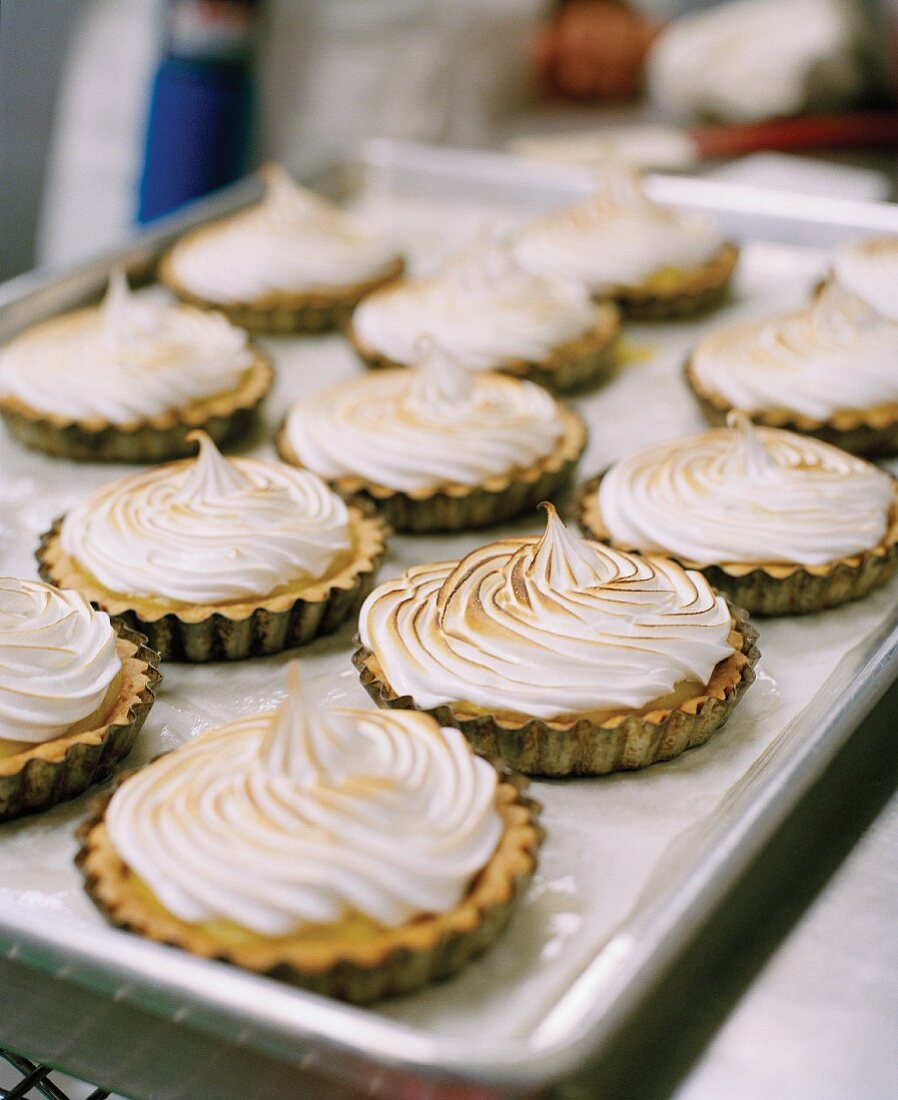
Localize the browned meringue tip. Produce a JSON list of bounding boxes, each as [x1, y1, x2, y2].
[[575, 471, 898, 616], [35, 502, 390, 662], [277, 405, 587, 534], [75, 770, 542, 1003], [0, 350, 273, 463], [352, 603, 760, 778], [0, 623, 161, 822]]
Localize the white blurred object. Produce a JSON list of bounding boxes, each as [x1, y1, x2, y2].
[[646, 0, 865, 124], [38, 0, 542, 269], [510, 126, 697, 171], [707, 153, 890, 202]]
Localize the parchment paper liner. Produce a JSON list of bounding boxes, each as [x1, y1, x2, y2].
[[0, 624, 161, 822], [277, 404, 588, 533], [576, 472, 898, 616], [76, 770, 541, 1004], [159, 249, 405, 335], [347, 303, 621, 394], [607, 242, 739, 320], [684, 358, 898, 458], [0, 351, 273, 463], [352, 606, 759, 777], [36, 504, 389, 662]]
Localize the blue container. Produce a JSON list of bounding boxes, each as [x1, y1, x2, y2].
[[137, 0, 260, 223], [138, 59, 253, 223]]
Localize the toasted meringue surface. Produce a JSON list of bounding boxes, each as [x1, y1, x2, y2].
[[598, 414, 895, 567], [0, 272, 254, 425], [359, 508, 735, 720], [105, 664, 503, 936], [60, 433, 352, 605], [0, 577, 121, 743]]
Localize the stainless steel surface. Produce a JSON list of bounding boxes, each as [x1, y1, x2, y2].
[[1, 141, 897, 1099], [676, 787, 898, 1100]]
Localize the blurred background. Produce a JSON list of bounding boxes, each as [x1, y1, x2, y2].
[[1, 0, 897, 281]]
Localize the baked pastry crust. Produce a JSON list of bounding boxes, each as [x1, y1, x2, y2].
[[36, 503, 390, 662], [77, 773, 541, 1003], [347, 302, 621, 394], [577, 472, 898, 615], [608, 242, 739, 320], [158, 247, 405, 335], [353, 607, 759, 777], [0, 625, 161, 821], [685, 357, 898, 458], [0, 350, 273, 463], [277, 403, 588, 533]]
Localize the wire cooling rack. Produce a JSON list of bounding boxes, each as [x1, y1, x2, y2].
[[0, 1052, 108, 1100]]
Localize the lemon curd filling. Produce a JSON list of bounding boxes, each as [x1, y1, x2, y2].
[[128, 874, 387, 948]]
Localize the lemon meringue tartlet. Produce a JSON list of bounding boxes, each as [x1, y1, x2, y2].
[[685, 276, 898, 456], [578, 414, 898, 616], [158, 165, 404, 334], [78, 663, 540, 1002], [0, 272, 272, 462], [513, 160, 737, 320], [278, 340, 587, 532], [0, 578, 160, 821], [36, 432, 388, 661], [348, 239, 620, 392], [354, 506, 758, 776]]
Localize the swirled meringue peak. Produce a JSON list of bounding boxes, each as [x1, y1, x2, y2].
[[0, 578, 121, 743], [0, 270, 253, 424], [163, 164, 399, 304], [351, 238, 596, 371], [513, 157, 724, 294], [283, 339, 565, 492], [104, 662, 503, 935], [599, 414, 895, 568], [60, 432, 352, 605], [831, 236, 898, 322], [359, 505, 735, 719], [689, 281, 898, 421]]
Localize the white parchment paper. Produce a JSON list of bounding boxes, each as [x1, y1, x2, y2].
[[1, 195, 896, 1044]]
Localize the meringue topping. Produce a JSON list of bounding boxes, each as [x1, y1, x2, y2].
[[598, 414, 895, 567], [104, 663, 503, 935], [351, 238, 597, 371], [359, 506, 735, 719], [162, 164, 400, 304], [282, 340, 566, 492], [513, 157, 724, 294], [0, 578, 121, 743], [689, 281, 898, 422], [0, 271, 254, 424], [831, 235, 898, 323], [60, 432, 352, 605]]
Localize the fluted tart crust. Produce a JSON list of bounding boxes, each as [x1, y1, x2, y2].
[[36, 503, 389, 662], [77, 773, 540, 1003], [0, 351, 273, 463], [685, 358, 898, 458], [347, 303, 621, 394], [0, 625, 160, 821], [609, 242, 739, 320], [159, 251, 405, 336], [278, 403, 588, 533], [577, 471, 898, 616], [353, 608, 758, 778]]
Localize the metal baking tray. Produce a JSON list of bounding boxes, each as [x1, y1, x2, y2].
[[2, 140, 898, 1100]]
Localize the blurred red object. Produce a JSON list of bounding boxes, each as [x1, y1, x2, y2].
[[533, 0, 661, 101], [693, 112, 898, 158]]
